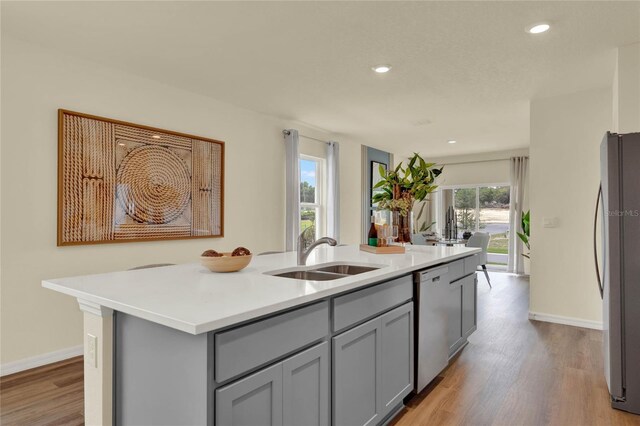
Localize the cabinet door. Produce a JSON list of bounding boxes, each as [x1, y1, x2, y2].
[[379, 303, 414, 418], [216, 363, 283, 426], [462, 275, 477, 339], [447, 280, 464, 356], [333, 317, 381, 426], [282, 342, 329, 426]]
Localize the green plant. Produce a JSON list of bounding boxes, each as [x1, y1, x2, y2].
[[414, 201, 436, 232], [419, 220, 436, 232], [516, 210, 530, 259], [372, 153, 443, 215]]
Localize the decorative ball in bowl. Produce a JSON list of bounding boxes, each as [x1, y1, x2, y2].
[[200, 247, 252, 273]]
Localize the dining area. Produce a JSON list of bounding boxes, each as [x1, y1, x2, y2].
[[412, 232, 492, 287]]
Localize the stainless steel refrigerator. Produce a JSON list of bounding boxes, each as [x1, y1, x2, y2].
[[596, 131, 640, 415]]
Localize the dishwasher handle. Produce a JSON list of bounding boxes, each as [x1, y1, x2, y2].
[[418, 266, 449, 283]]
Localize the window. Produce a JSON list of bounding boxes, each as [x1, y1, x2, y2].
[[300, 156, 324, 243], [478, 186, 511, 258], [439, 185, 510, 266]]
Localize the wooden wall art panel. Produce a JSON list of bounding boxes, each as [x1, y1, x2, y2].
[[58, 110, 224, 246]]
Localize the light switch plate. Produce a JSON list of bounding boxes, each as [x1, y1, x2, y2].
[[543, 217, 558, 228], [86, 333, 97, 367]]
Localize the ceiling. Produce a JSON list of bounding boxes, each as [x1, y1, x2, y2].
[[2, 1, 639, 157]]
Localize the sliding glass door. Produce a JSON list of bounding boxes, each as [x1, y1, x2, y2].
[[478, 186, 510, 260], [439, 185, 510, 266]]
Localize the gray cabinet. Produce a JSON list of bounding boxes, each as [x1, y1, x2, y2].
[[462, 275, 477, 339], [332, 275, 412, 332], [283, 342, 329, 426], [333, 302, 414, 426], [333, 316, 381, 426], [216, 363, 283, 426], [446, 279, 464, 355], [215, 301, 329, 382], [216, 342, 329, 426], [447, 271, 478, 358], [379, 303, 414, 418]]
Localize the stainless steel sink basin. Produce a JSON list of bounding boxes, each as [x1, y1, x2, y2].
[[311, 265, 380, 275], [271, 270, 347, 281], [267, 263, 382, 281]]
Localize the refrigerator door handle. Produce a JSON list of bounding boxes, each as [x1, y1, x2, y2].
[[594, 184, 604, 299]]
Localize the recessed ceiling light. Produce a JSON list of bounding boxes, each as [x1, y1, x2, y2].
[[448, 140, 457, 144], [118, 142, 126, 147], [527, 23, 550, 34], [372, 65, 391, 73], [151, 135, 161, 139]]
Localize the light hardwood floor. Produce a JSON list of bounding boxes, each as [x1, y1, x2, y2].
[[1, 272, 639, 425], [0, 356, 83, 425], [393, 273, 640, 426]]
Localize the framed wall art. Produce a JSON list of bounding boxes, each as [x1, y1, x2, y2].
[[57, 109, 224, 246]]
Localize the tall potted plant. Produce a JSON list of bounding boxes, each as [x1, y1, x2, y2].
[[372, 153, 443, 243], [516, 210, 530, 258]]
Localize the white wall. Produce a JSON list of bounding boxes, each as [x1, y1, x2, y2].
[[427, 148, 529, 187], [0, 37, 362, 365], [529, 87, 612, 327], [614, 42, 640, 133]]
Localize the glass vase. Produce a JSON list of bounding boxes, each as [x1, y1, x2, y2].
[[392, 210, 413, 245]]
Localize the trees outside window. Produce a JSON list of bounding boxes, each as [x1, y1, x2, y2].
[[299, 157, 324, 242], [442, 185, 511, 265], [454, 188, 477, 231]]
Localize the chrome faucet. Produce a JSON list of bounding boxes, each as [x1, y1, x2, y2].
[[298, 228, 337, 265]]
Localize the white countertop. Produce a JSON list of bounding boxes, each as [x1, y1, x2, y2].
[[43, 244, 480, 335]]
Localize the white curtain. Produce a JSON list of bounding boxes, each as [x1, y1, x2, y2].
[[284, 129, 300, 251], [508, 156, 529, 274], [326, 141, 340, 241]]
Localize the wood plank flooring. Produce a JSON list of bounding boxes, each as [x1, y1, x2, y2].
[[1, 272, 639, 425], [0, 356, 83, 425], [393, 273, 640, 426]]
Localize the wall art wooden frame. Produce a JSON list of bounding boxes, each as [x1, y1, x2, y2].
[[58, 109, 224, 246]]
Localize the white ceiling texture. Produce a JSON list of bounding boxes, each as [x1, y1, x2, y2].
[[3, 1, 639, 157]]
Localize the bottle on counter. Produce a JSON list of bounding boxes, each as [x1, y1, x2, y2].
[[368, 216, 378, 247]]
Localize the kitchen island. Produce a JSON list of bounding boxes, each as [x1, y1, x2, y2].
[[43, 244, 480, 426]]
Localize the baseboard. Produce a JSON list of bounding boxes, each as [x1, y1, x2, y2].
[[528, 311, 603, 330], [0, 345, 83, 377]]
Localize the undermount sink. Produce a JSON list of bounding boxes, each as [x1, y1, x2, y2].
[[271, 270, 347, 281], [268, 263, 382, 281], [312, 265, 380, 275]]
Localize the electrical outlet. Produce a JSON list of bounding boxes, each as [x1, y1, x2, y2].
[[87, 334, 97, 368]]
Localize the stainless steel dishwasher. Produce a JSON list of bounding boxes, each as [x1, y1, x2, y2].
[[414, 266, 450, 393]]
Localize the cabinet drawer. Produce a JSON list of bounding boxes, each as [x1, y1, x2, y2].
[[332, 275, 412, 332], [448, 259, 465, 282], [464, 255, 479, 275], [215, 301, 329, 383]]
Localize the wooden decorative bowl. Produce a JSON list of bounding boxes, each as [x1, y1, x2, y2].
[[200, 253, 252, 273]]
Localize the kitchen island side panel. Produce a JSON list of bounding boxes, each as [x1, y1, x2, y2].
[[115, 312, 210, 426]]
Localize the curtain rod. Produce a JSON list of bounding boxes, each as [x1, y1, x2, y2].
[[283, 129, 332, 145], [439, 156, 529, 166]]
